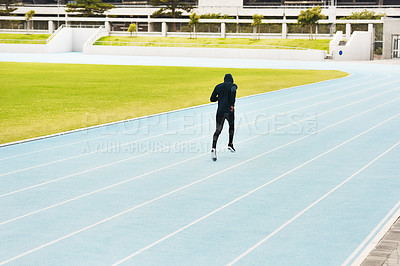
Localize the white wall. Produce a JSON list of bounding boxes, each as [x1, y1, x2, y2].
[[84, 45, 326, 61], [330, 31, 373, 61], [71, 28, 98, 51], [47, 27, 72, 52], [382, 18, 400, 59], [329, 30, 343, 56]]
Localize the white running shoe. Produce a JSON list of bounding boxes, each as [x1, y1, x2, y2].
[[211, 148, 217, 161]]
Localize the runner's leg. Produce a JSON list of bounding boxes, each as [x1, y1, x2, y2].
[[212, 114, 225, 149], [228, 112, 235, 144]]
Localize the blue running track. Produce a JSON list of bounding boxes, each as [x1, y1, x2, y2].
[[0, 53, 400, 265]]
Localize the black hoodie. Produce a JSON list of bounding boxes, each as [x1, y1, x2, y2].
[[210, 74, 238, 115]]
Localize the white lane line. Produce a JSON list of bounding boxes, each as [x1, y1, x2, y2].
[[0, 152, 205, 226], [3, 84, 398, 224], [228, 139, 400, 265], [1, 82, 398, 200], [344, 200, 400, 266], [112, 113, 400, 266], [0, 73, 368, 173], [2, 98, 399, 266], [0, 72, 357, 159]]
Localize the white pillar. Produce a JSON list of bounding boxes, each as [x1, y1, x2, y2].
[[282, 12, 287, 39], [282, 23, 287, 39], [329, 5, 336, 37], [368, 23, 374, 33], [162, 22, 167, 37], [368, 23, 375, 60], [148, 15, 153, 33], [221, 22, 226, 38], [330, 23, 336, 36], [48, 20, 54, 34], [346, 23, 351, 39], [105, 21, 110, 32]]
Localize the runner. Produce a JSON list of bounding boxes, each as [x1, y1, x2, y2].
[[210, 73, 238, 161]]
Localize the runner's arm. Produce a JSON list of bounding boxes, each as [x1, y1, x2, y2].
[[210, 87, 219, 102], [230, 85, 237, 107]]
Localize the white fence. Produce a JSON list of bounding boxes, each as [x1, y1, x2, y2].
[[0, 39, 46, 44], [83, 25, 108, 47]]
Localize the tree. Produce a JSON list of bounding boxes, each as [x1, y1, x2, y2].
[[297, 6, 326, 40], [188, 12, 200, 39], [66, 0, 114, 17], [24, 10, 35, 35], [343, 9, 385, 20], [127, 23, 137, 37], [150, 0, 193, 32], [252, 14, 263, 40], [0, 0, 19, 16], [0, 0, 20, 29]]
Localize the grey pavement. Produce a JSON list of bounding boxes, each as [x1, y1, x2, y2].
[[364, 58, 400, 65], [361, 217, 400, 266]]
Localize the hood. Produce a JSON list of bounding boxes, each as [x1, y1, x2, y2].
[[224, 73, 233, 83]]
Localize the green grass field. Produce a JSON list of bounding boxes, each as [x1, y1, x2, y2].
[[0, 34, 330, 51], [0, 62, 347, 144], [96, 37, 330, 51], [0, 33, 51, 44], [0, 33, 51, 40]]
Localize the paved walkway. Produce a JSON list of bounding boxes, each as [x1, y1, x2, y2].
[[366, 58, 400, 65], [361, 217, 400, 266]]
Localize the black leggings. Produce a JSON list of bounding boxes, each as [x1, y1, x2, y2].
[[212, 113, 234, 149]]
